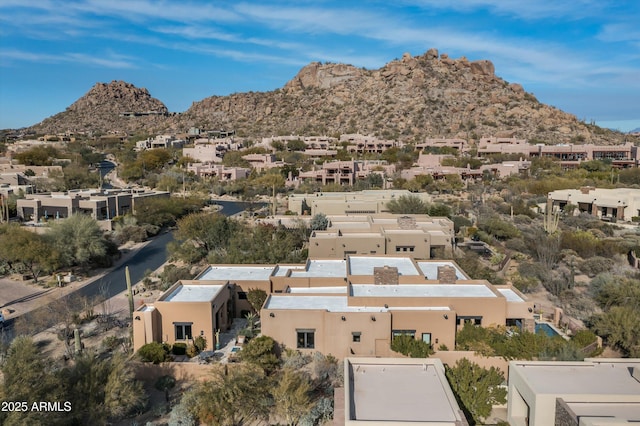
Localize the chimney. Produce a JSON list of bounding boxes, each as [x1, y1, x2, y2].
[[397, 215, 417, 229], [374, 266, 399, 285], [437, 265, 457, 283], [580, 186, 594, 194]]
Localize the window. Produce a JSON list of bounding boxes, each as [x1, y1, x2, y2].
[[174, 323, 193, 340], [238, 291, 248, 300], [457, 316, 482, 326], [422, 333, 432, 345], [297, 329, 315, 349], [392, 330, 416, 339], [352, 332, 361, 343], [395, 246, 415, 253]]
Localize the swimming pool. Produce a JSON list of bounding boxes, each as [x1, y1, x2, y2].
[[535, 322, 561, 337], [230, 346, 241, 353]]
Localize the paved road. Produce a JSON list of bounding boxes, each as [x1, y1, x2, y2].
[[1, 199, 258, 339]]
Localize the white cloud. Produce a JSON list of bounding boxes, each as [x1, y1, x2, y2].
[[401, 0, 608, 20], [0, 49, 136, 69]]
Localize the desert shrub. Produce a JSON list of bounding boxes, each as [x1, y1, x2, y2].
[[391, 334, 434, 358], [571, 329, 598, 348], [159, 264, 193, 290], [138, 342, 171, 363], [172, 342, 187, 355], [511, 273, 539, 293], [102, 336, 121, 351], [282, 349, 312, 370], [194, 336, 207, 352], [299, 397, 333, 426], [504, 237, 528, 254], [579, 256, 612, 277], [518, 261, 550, 282]]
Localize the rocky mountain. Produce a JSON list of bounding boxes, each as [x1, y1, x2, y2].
[[176, 50, 621, 144], [29, 81, 169, 135], [27, 51, 624, 144]]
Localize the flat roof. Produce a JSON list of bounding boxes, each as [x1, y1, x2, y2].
[[198, 265, 275, 281], [417, 261, 468, 280], [348, 359, 462, 423], [287, 286, 347, 294], [348, 256, 420, 276], [565, 401, 640, 422], [273, 264, 304, 277], [265, 295, 385, 312], [511, 360, 640, 396], [163, 285, 223, 302], [289, 259, 347, 278], [498, 288, 525, 302], [352, 284, 497, 298]]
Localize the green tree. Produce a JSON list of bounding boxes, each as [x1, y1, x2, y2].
[[247, 288, 268, 314], [171, 212, 236, 261], [445, 358, 507, 425], [286, 139, 307, 151], [59, 352, 146, 424], [386, 195, 429, 214], [0, 224, 58, 282], [238, 335, 280, 374], [591, 306, 640, 357], [14, 146, 59, 166], [272, 368, 313, 426], [189, 364, 271, 425], [48, 214, 110, 269], [0, 337, 63, 425]]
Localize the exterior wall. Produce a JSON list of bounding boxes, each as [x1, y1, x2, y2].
[[348, 293, 506, 327], [261, 304, 392, 358], [310, 233, 386, 258], [151, 284, 233, 350], [386, 232, 431, 258], [132, 306, 162, 352], [390, 309, 456, 350]]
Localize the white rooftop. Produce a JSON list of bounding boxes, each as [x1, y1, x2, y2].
[[287, 286, 347, 294], [348, 256, 420, 276], [289, 259, 347, 278], [198, 265, 275, 281], [163, 285, 223, 302], [511, 360, 640, 396], [351, 284, 497, 298], [265, 295, 385, 312], [417, 261, 468, 280], [498, 288, 525, 302]]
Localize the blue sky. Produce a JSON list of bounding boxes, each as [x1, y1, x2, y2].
[[1, 0, 639, 132]]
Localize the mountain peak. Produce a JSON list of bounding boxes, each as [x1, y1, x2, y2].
[[31, 81, 168, 134]]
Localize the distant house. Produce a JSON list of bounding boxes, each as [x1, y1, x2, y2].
[[16, 188, 169, 222], [548, 187, 640, 222]]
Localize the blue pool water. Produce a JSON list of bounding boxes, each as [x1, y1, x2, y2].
[[231, 346, 241, 353], [535, 322, 561, 337]]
